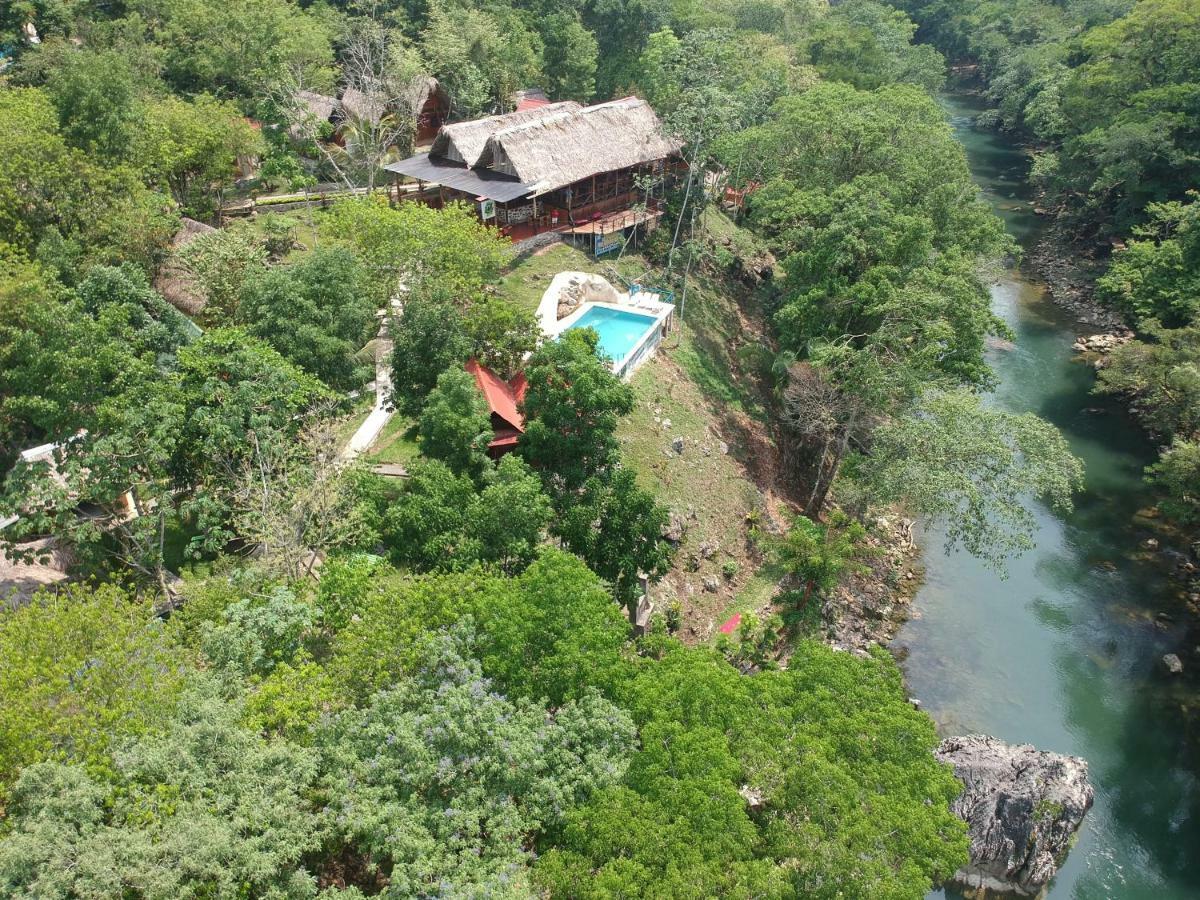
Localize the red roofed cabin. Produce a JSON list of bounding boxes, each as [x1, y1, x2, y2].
[[466, 359, 527, 457]]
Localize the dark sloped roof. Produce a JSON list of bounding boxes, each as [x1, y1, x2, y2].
[[385, 153, 534, 203]]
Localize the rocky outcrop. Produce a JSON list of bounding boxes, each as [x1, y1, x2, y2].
[[1071, 331, 1133, 354], [936, 734, 1094, 896]]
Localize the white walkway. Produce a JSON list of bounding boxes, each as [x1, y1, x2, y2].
[[341, 300, 400, 460]]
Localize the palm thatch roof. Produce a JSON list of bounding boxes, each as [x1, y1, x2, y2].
[[414, 76, 448, 112], [431, 101, 581, 167], [297, 90, 338, 123], [154, 217, 215, 316], [339, 87, 385, 126], [476, 97, 682, 195]]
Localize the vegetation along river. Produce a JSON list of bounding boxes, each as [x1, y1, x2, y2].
[[895, 92, 1200, 899]]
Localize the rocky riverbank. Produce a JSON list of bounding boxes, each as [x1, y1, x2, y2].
[[1026, 225, 1124, 331]]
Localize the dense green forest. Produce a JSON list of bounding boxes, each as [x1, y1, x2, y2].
[[897, 0, 1200, 523], [0, 0, 1098, 895]]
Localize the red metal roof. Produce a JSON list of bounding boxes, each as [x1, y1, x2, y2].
[[515, 97, 551, 111], [466, 359, 525, 434]]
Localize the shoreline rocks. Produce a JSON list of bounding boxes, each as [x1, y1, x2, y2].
[[936, 734, 1094, 897], [1072, 331, 1133, 354]]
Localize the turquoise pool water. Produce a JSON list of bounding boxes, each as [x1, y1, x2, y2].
[[566, 306, 658, 364]]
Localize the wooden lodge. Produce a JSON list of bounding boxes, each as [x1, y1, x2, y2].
[[385, 97, 683, 246]]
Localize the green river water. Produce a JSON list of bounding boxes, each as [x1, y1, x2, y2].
[[896, 93, 1200, 898]]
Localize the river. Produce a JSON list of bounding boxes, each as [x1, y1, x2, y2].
[[895, 92, 1200, 899]]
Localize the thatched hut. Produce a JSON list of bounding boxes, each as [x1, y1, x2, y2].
[[414, 77, 450, 145], [386, 97, 682, 244], [290, 90, 338, 141], [153, 217, 215, 317]]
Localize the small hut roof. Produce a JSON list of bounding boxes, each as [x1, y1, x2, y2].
[[477, 97, 681, 195], [513, 87, 550, 111], [414, 76, 448, 111], [296, 90, 337, 123], [338, 86, 385, 125], [466, 359, 526, 434], [154, 217, 216, 316], [432, 101, 581, 167]]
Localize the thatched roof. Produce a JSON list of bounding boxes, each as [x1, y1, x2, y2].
[[431, 101, 581, 167], [0, 539, 70, 610], [414, 76, 448, 112], [476, 97, 681, 195], [154, 217, 215, 316], [339, 86, 385, 125], [296, 90, 337, 124]]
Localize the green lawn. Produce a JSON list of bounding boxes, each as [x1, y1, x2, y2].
[[366, 414, 420, 466], [495, 241, 657, 312]]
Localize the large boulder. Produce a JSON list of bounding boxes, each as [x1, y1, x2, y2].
[[936, 734, 1093, 896]]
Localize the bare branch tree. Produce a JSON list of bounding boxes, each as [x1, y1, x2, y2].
[[276, 16, 429, 193], [230, 418, 370, 580]]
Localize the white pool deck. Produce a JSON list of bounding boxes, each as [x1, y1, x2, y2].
[[536, 272, 674, 380]]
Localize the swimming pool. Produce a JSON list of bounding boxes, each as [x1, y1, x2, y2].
[[565, 306, 659, 367]]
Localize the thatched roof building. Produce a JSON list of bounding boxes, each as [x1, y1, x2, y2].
[[430, 101, 581, 167], [387, 95, 682, 242], [154, 217, 215, 316], [338, 86, 385, 126], [477, 97, 682, 194], [296, 90, 337, 123]]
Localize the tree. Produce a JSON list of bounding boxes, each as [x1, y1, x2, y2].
[[229, 419, 375, 580], [281, 17, 428, 191], [322, 198, 510, 304], [379, 459, 479, 570], [152, 0, 334, 97], [463, 296, 541, 380], [1096, 321, 1200, 440], [76, 263, 192, 360], [1097, 193, 1200, 327], [538, 638, 968, 897], [469, 549, 632, 704], [1, 376, 188, 596], [0, 87, 176, 271], [173, 329, 333, 554], [136, 94, 264, 216], [0, 679, 324, 898], [201, 587, 316, 678], [42, 45, 140, 160], [466, 455, 553, 574], [540, 13, 599, 100], [0, 585, 185, 794], [801, 0, 945, 93], [417, 366, 493, 478], [0, 254, 123, 465], [775, 512, 868, 609], [554, 467, 673, 617], [1147, 438, 1200, 524], [318, 625, 635, 896], [518, 329, 635, 493], [239, 247, 377, 389], [176, 222, 268, 324], [419, 5, 540, 117], [390, 289, 473, 415], [0, 87, 78, 250], [858, 390, 1085, 568]]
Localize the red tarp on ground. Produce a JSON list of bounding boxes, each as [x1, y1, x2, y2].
[[719, 613, 742, 634]]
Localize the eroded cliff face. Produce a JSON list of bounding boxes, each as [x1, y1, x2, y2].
[[936, 734, 1094, 896]]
